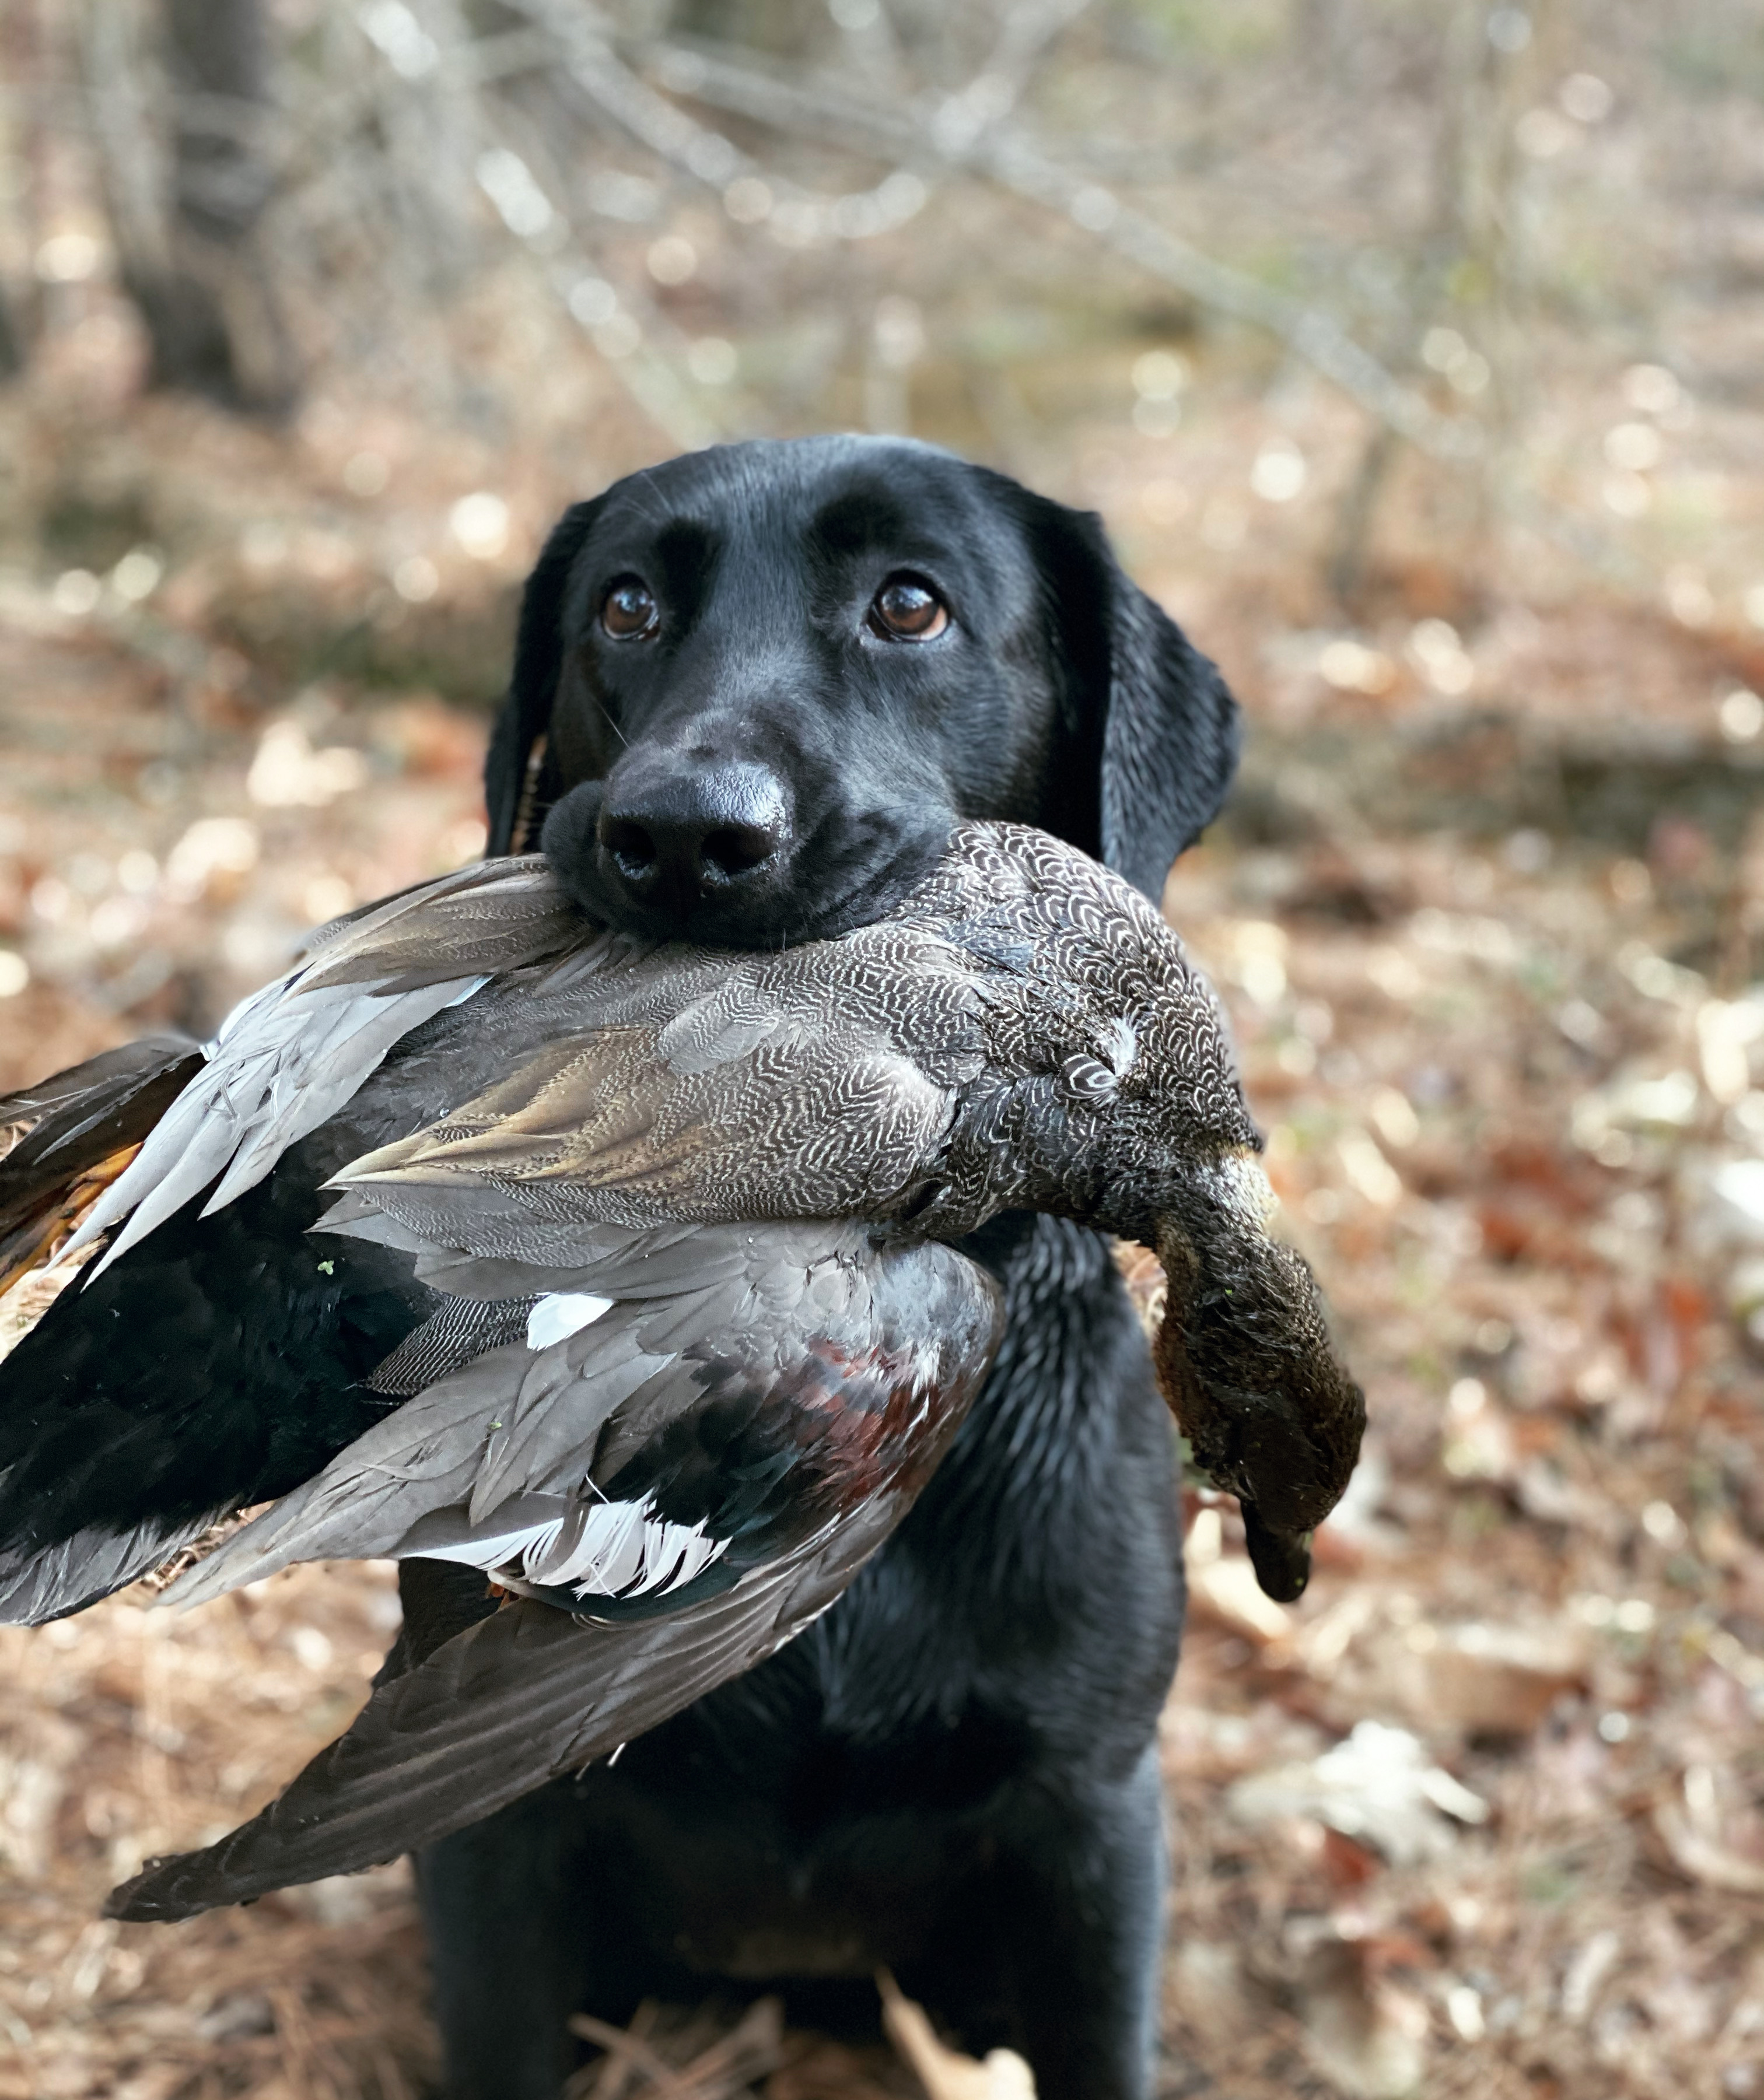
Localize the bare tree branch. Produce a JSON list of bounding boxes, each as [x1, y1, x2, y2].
[[509, 0, 932, 243], [36, 2, 1483, 469], [621, 34, 1482, 460], [979, 134, 1482, 460], [927, 0, 1096, 155]]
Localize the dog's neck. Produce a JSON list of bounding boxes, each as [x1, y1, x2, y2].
[[933, 1209, 1150, 1510]]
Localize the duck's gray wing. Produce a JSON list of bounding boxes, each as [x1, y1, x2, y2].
[[64, 857, 593, 1274], [107, 1494, 900, 1923], [0, 1036, 201, 1291], [115, 1231, 999, 1920]]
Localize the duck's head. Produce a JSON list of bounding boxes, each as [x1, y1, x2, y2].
[[1143, 1156, 1365, 1604], [1056, 1015, 1364, 1607]]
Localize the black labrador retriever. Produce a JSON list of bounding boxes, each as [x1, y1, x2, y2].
[[414, 434, 1240, 2100]]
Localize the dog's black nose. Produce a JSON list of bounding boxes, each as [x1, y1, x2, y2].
[[596, 761, 793, 911]]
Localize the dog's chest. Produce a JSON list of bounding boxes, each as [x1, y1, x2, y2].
[[569, 1649, 1017, 1979], [555, 1218, 1184, 1978]]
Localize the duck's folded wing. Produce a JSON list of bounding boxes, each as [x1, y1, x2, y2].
[[65, 858, 592, 1275], [159, 1296, 710, 1611], [0, 1036, 201, 1292], [107, 1494, 901, 1922], [114, 1234, 998, 1919]]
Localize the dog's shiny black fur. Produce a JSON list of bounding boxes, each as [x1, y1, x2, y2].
[[420, 436, 1240, 2100]]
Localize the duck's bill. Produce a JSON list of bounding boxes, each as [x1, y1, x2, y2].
[[1240, 1507, 1314, 1605]]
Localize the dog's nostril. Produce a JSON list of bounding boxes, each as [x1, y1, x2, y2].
[[600, 817, 659, 882], [594, 761, 794, 911], [699, 825, 781, 880]]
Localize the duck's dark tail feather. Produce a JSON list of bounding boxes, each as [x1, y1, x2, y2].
[[0, 1037, 202, 1293]]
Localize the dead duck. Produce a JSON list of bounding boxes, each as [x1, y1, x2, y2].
[[0, 821, 1363, 1920]]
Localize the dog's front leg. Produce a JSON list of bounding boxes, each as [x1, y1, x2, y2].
[[415, 1785, 597, 2100], [397, 1563, 624, 2100], [989, 1742, 1168, 2100]]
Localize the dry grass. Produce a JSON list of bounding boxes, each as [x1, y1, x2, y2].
[[0, 1554, 433, 2100]]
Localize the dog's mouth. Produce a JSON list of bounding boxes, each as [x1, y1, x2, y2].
[[538, 779, 951, 949]]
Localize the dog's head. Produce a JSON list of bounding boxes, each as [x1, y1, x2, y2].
[[487, 435, 1239, 944]]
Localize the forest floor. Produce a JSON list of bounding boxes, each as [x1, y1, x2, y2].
[[3, 378, 1764, 2100]]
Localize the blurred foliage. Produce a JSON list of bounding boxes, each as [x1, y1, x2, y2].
[[0, 0, 1756, 534]]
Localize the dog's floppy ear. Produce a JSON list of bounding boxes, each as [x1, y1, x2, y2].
[[1025, 497, 1242, 903], [484, 497, 606, 854]]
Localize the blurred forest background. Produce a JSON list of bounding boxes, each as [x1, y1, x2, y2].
[[2, 1, 1764, 2096]]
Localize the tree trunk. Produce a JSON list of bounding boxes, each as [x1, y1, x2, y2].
[[89, 0, 297, 415], [0, 281, 24, 380]]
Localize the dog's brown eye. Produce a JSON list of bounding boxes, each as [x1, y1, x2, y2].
[[601, 577, 659, 639], [869, 576, 948, 641]]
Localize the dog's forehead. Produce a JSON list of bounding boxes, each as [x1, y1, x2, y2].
[[576, 439, 1034, 598]]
